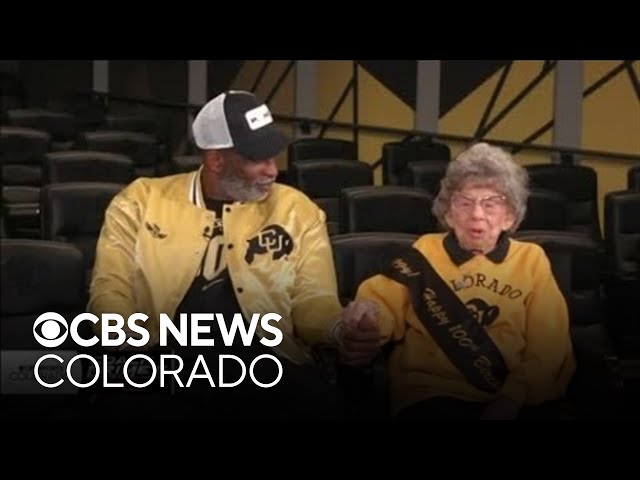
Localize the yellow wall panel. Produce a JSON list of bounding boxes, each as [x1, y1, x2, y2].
[[250, 60, 294, 113], [230, 61, 294, 170], [490, 61, 544, 120], [581, 61, 639, 226], [316, 61, 354, 143], [357, 66, 414, 184], [584, 60, 625, 86], [582, 61, 640, 155], [229, 60, 639, 192], [487, 70, 554, 147], [230, 60, 265, 92], [513, 132, 554, 167], [439, 73, 500, 137]]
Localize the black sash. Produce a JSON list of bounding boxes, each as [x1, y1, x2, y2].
[[383, 247, 508, 392]]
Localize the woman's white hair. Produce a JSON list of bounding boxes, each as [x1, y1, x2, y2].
[[432, 142, 529, 233]]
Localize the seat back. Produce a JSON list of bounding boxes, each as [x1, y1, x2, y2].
[[604, 190, 640, 276], [520, 188, 568, 231], [1, 186, 41, 237], [525, 164, 601, 240], [312, 198, 340, 236], [628, 165, 640, 191], [291, 159, 373, 236], [514, 231, 605, 327], [6, 109, 77, 149], [48, 92, 106, 131], [1, 239, 85, 350], [77, 131, 159, 178], [291, 159, 373, 198], [603, 190, 640, 354], [0, 239, 89, 406], [382, 140, 450, 185], [331, 232, 419, 304], [41, 182, 123, 270], [407, 160, 449, 195], [514, 230, 614, 415], [0, 213, 7, 238], [44, 151, 134, 184], [0, 126, 50, 186], [340, 186, 436, 235], [103, 113, 168, 144], [287, 138, 356, 169]]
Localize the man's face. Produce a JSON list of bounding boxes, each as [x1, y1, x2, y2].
[[219, 150, 279, 202]]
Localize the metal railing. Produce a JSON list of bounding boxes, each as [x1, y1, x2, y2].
[[81, 91, 640, 168]]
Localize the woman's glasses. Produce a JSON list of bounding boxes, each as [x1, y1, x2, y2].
[[451, 194, 508, 214]]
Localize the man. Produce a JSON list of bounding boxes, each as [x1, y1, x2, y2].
[[88, 90, 379, 419]]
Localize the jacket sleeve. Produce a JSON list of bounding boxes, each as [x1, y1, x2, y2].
[[356, 274, 410, 344], [499, 248, 576, 406], [290, 207, 344, 345], [87, 180, 147, 333]]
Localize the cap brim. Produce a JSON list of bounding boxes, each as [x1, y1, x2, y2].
[[234, 127, 290, 161]]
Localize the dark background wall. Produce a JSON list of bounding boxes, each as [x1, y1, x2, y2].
[[19, 60, 92, 108]]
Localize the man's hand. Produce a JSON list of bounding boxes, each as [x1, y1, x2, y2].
[[480, 396, 520, 420], [336, 300, 381, 366]]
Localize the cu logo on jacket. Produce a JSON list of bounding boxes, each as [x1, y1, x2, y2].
[[245, 224, 294, 264]]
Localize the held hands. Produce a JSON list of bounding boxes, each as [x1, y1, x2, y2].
[[335, 299, 381, 367]]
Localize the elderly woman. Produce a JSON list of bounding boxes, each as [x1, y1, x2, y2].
[[349, 142, 575, 419]]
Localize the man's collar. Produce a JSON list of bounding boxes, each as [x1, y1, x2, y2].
[[189, 167, 205, 208], [443, 232, 510, 266]]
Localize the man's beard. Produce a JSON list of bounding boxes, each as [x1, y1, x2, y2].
[[220, 170, 271, 202]]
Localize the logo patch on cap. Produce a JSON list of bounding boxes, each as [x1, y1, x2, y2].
[[245, 104, 273, 131]]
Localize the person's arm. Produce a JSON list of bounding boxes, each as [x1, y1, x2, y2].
[[289, 206, 382, 367], [490, 248, 575, 415], [289, 206, 345, 346], [355, 273, 411, 344], [88, 180, 147, 336]]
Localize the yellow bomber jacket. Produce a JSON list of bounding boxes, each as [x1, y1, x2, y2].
[[88, 168, 343, 365], [356, 233, 576, 413]]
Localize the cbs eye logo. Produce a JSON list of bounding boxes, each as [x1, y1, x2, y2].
[[33, 312, 69, 347]]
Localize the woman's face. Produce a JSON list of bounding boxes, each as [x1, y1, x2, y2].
[[444, 185, 515, 254]]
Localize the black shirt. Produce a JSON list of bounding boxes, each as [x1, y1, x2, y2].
[[175, 198, 249, 349]]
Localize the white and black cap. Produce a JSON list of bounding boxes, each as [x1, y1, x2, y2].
[[192, 90, 289, 161]]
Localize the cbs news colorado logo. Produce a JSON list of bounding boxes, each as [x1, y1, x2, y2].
[[31, 311, 285, 390]]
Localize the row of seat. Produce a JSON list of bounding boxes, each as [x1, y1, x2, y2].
[[2, 182, 123, 270], [5, 119, 638, 198], [1, 127, 169, 181], [2, 108, 169, 147], [0, 231, 634, 417], [288, 159, 623, 239], [287, 136, 640, 192], [5, 106, 638, 189], [290, 156, 639, 244], [1, 181, 637, 287]]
